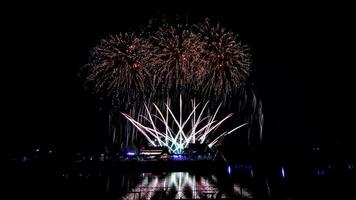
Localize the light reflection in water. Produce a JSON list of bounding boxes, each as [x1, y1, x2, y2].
[[121, 172, 253, 200]]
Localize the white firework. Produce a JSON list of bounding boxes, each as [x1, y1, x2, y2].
[[122, 95, 247, 154]]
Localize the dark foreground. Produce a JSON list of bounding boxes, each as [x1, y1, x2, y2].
[[5, 146, 356, 199]]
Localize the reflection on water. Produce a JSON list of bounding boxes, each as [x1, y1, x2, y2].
[[8, 159, 355, 199], [121, 172, 253, 199]]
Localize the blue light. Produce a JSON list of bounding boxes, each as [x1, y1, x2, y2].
[[21, 156, 28, 162], [348, 163, 354, 171], [127, 152, 135, 156], [281, 167, 285, 178], [227, 166, 232, 175], [171, 154, 189, 161], [316, 169, 325, 176]]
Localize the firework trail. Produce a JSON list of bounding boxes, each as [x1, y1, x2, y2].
[[122, 96, 247, 154]]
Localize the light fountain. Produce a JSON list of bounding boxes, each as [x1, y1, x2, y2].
[[122, 95, 247, 154]]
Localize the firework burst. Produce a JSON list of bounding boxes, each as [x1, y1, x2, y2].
[[83, 32, 152, 109], [148, 23, 205, 99], [82, 18, 261, 147], [195, 19, 252, 103]]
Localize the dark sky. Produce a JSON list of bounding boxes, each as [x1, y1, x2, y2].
[[3, 2, 354, 151]]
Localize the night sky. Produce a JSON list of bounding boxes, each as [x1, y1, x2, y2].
[[3, 2, 354, 153]]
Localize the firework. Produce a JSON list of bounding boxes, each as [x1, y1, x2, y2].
[[82, 32, 152, 109], [122, 96, 247, 154], [148, 23, 206, 97], [82, 18, 261, 148], [194, 19, 252, 103], [83, 19, 251, 106]]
